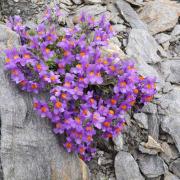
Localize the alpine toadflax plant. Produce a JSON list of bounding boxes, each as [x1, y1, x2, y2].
[[4, 6, 156, 161]]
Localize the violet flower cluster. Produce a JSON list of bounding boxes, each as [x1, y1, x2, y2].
[[4, 7, 156, 161]]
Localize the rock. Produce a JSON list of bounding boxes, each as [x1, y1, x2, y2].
[[163, 82, 173, 93], [142, 103, 157, 114], [115, 151, 144, 180], [115, 0, 148, 30], [126, 29, 161, 64], [76, 4, 107, 16], [138, 155, 166, 178], [1, 0, 49, 19], [161, 115, 180, 152], [164, 171, 179, 180], [139, 145, 158, 155], [84, 0, 102, 4], [161, 60, 180, 84], [0, 25, 90, 180], [148, 114, 160, 140], [101, 40, 126, 60], [139, 0, 180, 35], [113, 24, 127, 33], [60, 0, 73, 6], [158, 87, 180, 115], [155, 33, 171, 44], [113, 134, 124, 151], [171, 25, 180, 36], [160, 142, 179, 163], [169, 158, 180, 178], [141, 136, 163, 152], [125, 0, 144, 7], [134, 113, 148, 129], [72, 0, 82, 4]]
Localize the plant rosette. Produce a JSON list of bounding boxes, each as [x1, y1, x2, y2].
[[4, 6, 156, 161]]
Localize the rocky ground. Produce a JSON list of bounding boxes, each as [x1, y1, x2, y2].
[[0, 0, 180, 180]]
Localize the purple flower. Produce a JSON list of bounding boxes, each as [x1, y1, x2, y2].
[[92, 112, 105, 129]]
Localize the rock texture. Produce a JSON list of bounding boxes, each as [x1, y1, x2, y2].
[[0, 24, 90, 180], [115, 151, 144, 180]]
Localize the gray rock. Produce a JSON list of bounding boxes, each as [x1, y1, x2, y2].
[[84, 0, 102, 4], [1, 0, 49, 19], [138, 155, 166, 178], [113, 133, 124, 151], [169, 158, 180, 178], [0, 25, 90, 180], [142, 103, 157, 114], [171, 25, 180, 37], [126, 29, 161, 64], [161, 115, 180, 153], [134, 113, 148, 129], [155, 33, 171, 44], [115, 151, 144, 180], [139, 0, 180, 35], [113, 24, 127, 33], [139, 145, 158, 155], [158, 88, 180, 115], [115, 0, 148, 30], [147, 114, 160, 140], [160, 142, 179, 163], [162, 82, 173, 93], [76, 4, 107, 16], [161, 60, 180, 84], [72, 0, 82, 4], [164, 171, 179, 180], [60, 0, 73, 6]]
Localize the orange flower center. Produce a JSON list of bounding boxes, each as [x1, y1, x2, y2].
[[109, 110, 114, 115], [45, 48, 50, 53], [61, 93, 67, 99], [41, 106, 47, 113], [120, 81, 127, 87], [5, 58, 10, 63], [31, 84, 37, 89], [66, 142, 72, 149], [80, 52, 85, 57], [36, 64, 42, 70], [76, 64, 82, 68], [55, 101, 62, 108], [24, 54, 30, 59], [103, 121, 110, 127], [110, 99, 117, 105]]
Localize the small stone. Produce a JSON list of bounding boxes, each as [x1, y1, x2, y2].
[[113, 133, 124, 151], [139, 145, 158, 155], [161, 60, 180, 84], [169, 158, 180, 178], [160, 142, 179, 163], [162, 41, 170, 51], [155, 33, 171, 44], [171, 25, 180, 36], [138, 155, 166, 178], [164, 171, 179, 180], [60, 0, 73, 5], [141, 136, 164, 152], [134, 113, 148, 129], [115, 151, 144, 180]]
